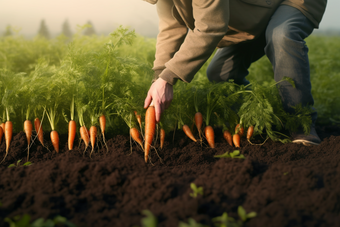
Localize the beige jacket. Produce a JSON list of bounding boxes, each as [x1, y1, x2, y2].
[[145, 0, 327, 85]]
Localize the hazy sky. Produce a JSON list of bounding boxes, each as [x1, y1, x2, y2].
[[0, 0, 338, 37]]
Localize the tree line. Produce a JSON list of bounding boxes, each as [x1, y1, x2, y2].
[[2, 19, 97, 38]]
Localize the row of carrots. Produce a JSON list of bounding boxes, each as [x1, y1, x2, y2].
[[0, 105, 254, 164]]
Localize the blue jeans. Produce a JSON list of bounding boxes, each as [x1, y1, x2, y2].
[[206, 5, 317, 123]]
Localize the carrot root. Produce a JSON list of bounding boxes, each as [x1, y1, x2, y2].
[[204, 126, 215, 148], [144, 106, 156, 163], [183, 125, 197, 142]]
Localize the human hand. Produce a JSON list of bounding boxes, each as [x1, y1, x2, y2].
[[144, 78, 173, 123]]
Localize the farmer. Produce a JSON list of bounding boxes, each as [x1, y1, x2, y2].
[[143, 0, 327, 145]]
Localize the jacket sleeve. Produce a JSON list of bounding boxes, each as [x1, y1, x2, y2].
[[152, 0, 188, 84], [155, 0, 229, 84]]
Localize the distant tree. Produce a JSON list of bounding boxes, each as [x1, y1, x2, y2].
[[37, 19, 50, 39], [83, 21, 96, 36], [3, 25, 13, 37], [61, 19, 73, 38]]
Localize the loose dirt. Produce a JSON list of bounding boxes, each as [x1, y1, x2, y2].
[[1, 124, 340, 227]]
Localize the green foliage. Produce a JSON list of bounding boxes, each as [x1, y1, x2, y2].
[[140, 210, 158, 227], [214, 150, 245, 159], [8, 160, 33, 168], [189, 183, 204, 198], [4, 214, 75, 227], [212, 206, 256, 227], [179, 218, 209, 227]]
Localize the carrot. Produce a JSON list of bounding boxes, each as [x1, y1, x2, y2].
[[34, 118, 44, 146], [233, 133, 241, 148], [80, 125, 90, 149], [223, 130, 233, 146], [204, 126, 215, 148], [50, 130, 59, 153], [194, 112, 203, 134], [144, 105, 156, 163], [89, 126, 97, 157], [160, 128, 165, 149], [183, 125, 197, 142], [0, 122, 5, 131], [0, 126, 3, 145], [247, 125, 254, 140], [0, 121, 12, 164], [130, 127, 143, 149], [134, 111, 142, 129], [24, 120, 33, 161], [68, 120, 76, 150], [99, 114, 109, 153], [235, 124, 244, 136]]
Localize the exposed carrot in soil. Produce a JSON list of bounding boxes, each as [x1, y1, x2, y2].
[[80, 125, 90, 149], [183, 125, 197, 142], [194, 112, 203, 135], [247, 125, 254, 140], [90, 126, 97, 157], [233, 133, 241, 148], [99, 114, 109, 153], [130, 127, 143, 150], [0, 126, 3, 145], [144, 106, 156, 163], [223, 130, 233, 146], [204, 126, 215, 148], [134, 111, 142, 129], [0, 121, 12, 164], [34, 118, 44, 146], [68, 120, 76, 150], [160, 128, 165, 149], [24, 120, 33, 161], [50, 130, 59, 153], [235, 124, 244, 136], [0, 123, 5, 132]]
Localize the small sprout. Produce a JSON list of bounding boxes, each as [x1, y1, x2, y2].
[[8, 160, 33, 168], [237, 206, 257, 222], [283, 172, 289, 175], [212, 212, 237, 227], [214, 150, 245, 159], [179, 218, 209, 227], [141, 210, 157, 227], [4, 214, 31, 227], [189, 183, 203, 198]]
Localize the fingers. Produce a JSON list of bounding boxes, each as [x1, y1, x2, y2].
[[144, 93, 152, 109], [154, 102, 162, 123]]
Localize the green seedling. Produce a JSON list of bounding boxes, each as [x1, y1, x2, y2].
[[213, 206, 257, 227], [214, 150, 245, 159], [4, 214, 76, 227], [179, 218, 209, 227], [189, 183, 203, 198], [8, 160, 33, 168], [283, 172, 289, 175], [140, 210, 158, 227]]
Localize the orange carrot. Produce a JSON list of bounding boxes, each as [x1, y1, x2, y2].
[[247, 125, 254, 140], [223, 130, 233, 146], [0, 121, 12, 164], [204, 126, 215, 148], [194, 112, 203, 134], [24, 120, 33, 161], [90, 126, 97, 157], [134, 111, 142, 129], [130, 127, 143, 149], [144, 106, 156, 163], [0, 122, 5, 132], [24, 120, 33, 146], [34, 118, 44, 146], [68, 120, 76, 150], [99, 114, 106, 135], [5, 121, 13, 153], [235, 124, 244, 137], [0, 126, 3, 145], [233, 133, 241, 148], [50, 130, 59, 153], [80, 125, 90, 149], [183, 124, 197, 142], [160, 128, 165, 149]]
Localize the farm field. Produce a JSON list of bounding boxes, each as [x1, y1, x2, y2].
[[0, 28, 340, 226]]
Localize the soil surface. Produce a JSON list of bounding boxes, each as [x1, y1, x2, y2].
[[1, 124, 340, 227]]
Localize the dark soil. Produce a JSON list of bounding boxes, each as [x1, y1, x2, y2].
[[1, 124, 340, 227]]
